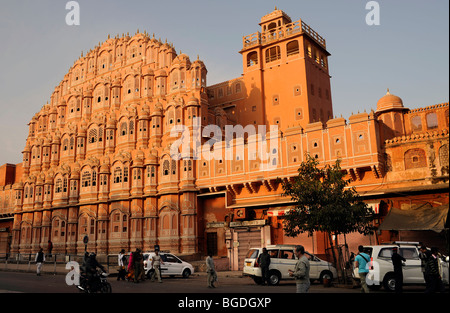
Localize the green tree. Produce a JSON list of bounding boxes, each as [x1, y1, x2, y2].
[[280, 154, 375, 277]]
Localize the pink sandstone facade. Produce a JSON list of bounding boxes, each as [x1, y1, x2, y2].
[[0, 9, 448, 269]]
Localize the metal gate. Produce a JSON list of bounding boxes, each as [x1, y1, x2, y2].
[[236, 228, 261, 270]]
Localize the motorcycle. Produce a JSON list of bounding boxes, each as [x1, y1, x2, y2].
[[77, 269, 112, 293]]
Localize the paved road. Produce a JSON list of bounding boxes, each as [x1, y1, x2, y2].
[[0, 271, 350, 293], [0, 270, 443, 294]]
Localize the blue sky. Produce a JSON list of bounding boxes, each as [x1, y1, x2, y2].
[[0, 0, 448, 165]]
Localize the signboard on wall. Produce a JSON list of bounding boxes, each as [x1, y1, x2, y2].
[[229, 219, 266, 228]]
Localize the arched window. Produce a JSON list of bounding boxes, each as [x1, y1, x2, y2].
[[439, 144, 449, 169], [171, 160, 177, 175], [55, 179, 62, 193], [404, 148, 427, 170], [114, 167, 122, 183], [129, 121, 134, 135], [98, 127, 103, 142], [286, 40, 299, 56], [123, 167, 128, 182], [69, 137, 74, 150], [120, 122, 127, 136], [82, 171, 91, 187], [89, 129, 97, 144], [426, 113, 438, 129], [265, 46, 281, 63], [163, 160, 170, 176], [247, 52, 258, 67], [411, 116, 422, 132]]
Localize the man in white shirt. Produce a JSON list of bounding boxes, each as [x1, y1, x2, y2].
[[206, 253, 217, 288], [151, 249, 165, 283], [35, 248, 45, 276]]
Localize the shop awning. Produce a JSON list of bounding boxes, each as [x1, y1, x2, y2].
[[267, 206, 295, 217], [366, 202, 380, 214], [378, 203, 449, 232]]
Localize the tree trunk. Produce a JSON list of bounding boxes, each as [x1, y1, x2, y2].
[[327, 232, 339, 283]]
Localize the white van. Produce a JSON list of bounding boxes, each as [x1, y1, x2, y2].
[[143, 252, 194, 279], [352, 243, 449, 291], [243, 244, 338, 285]]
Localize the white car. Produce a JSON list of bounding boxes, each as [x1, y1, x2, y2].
[[143, 252, 194, 279], [352, 243, 449, 291], [243, 244, 338, 285]]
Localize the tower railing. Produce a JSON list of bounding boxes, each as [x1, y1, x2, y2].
[[242, 19, 326, 50]]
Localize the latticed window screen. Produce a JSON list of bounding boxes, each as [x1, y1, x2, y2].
[[89, 129, 97, 143], [123, 167, 128, 182], [55, 179, 62, 193], [129, 121, 134, 134], [82, 171, 91, 187], [163, 160, 170, 176], [121, 122, 127, 136], [114, 167, 122, 183]]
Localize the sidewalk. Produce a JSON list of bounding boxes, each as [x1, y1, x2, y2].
[[0, 261, 244, 278]]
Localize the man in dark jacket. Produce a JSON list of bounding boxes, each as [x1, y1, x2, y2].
[[258, 248, 271, 285], [425, 247, 444, 293], [85, 252, 106, 291], [391, 247, 406, 293]]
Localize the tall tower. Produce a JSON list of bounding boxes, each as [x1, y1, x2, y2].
[[239, 8, 333, 130]]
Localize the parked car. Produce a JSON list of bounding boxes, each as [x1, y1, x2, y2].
[[243, 244, 338, 285], [143, 252, 194, 279], [352, 242, 449, 291]]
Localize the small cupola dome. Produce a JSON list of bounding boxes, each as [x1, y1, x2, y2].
[[376, 89, 406, 113]]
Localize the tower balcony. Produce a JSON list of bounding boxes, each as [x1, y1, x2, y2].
[[242, 19, 326, 51]]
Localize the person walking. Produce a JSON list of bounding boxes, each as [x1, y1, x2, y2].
[[126, 251, 135, 282], [419, 245, 430, 290], [151, 248, 164, 283], [132, 248, 143, 283], [425, 247, 444, 293], [354, 245, 371, 293], [206, 253, 217, 288], [117, 249, 127, 281], [137, 249, 145, 282], [258, 248, 271, 285], [35, 248, 45, 276], [288, 245, 310, 293], [391, 247, 406, 293]]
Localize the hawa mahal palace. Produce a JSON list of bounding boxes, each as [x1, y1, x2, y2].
[[0, 9, 448, 269]]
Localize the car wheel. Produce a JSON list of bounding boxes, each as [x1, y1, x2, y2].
[[319, 270, 333, 284], [182, 269, 191, 279], [383, 273, 396, 292], [268, 271, 281, 286]]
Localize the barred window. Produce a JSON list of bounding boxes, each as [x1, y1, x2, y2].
[[82, 171, 91, 187], [171, 160, 176, 175], [55, 179, 62, 193], [89, 129, 97, 144], [98, 127, 103, 142], [129, 121, 134, 135], [114, 167, 122, 183], [163, 160, 170, 176], [121, 122, 127, 136]]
